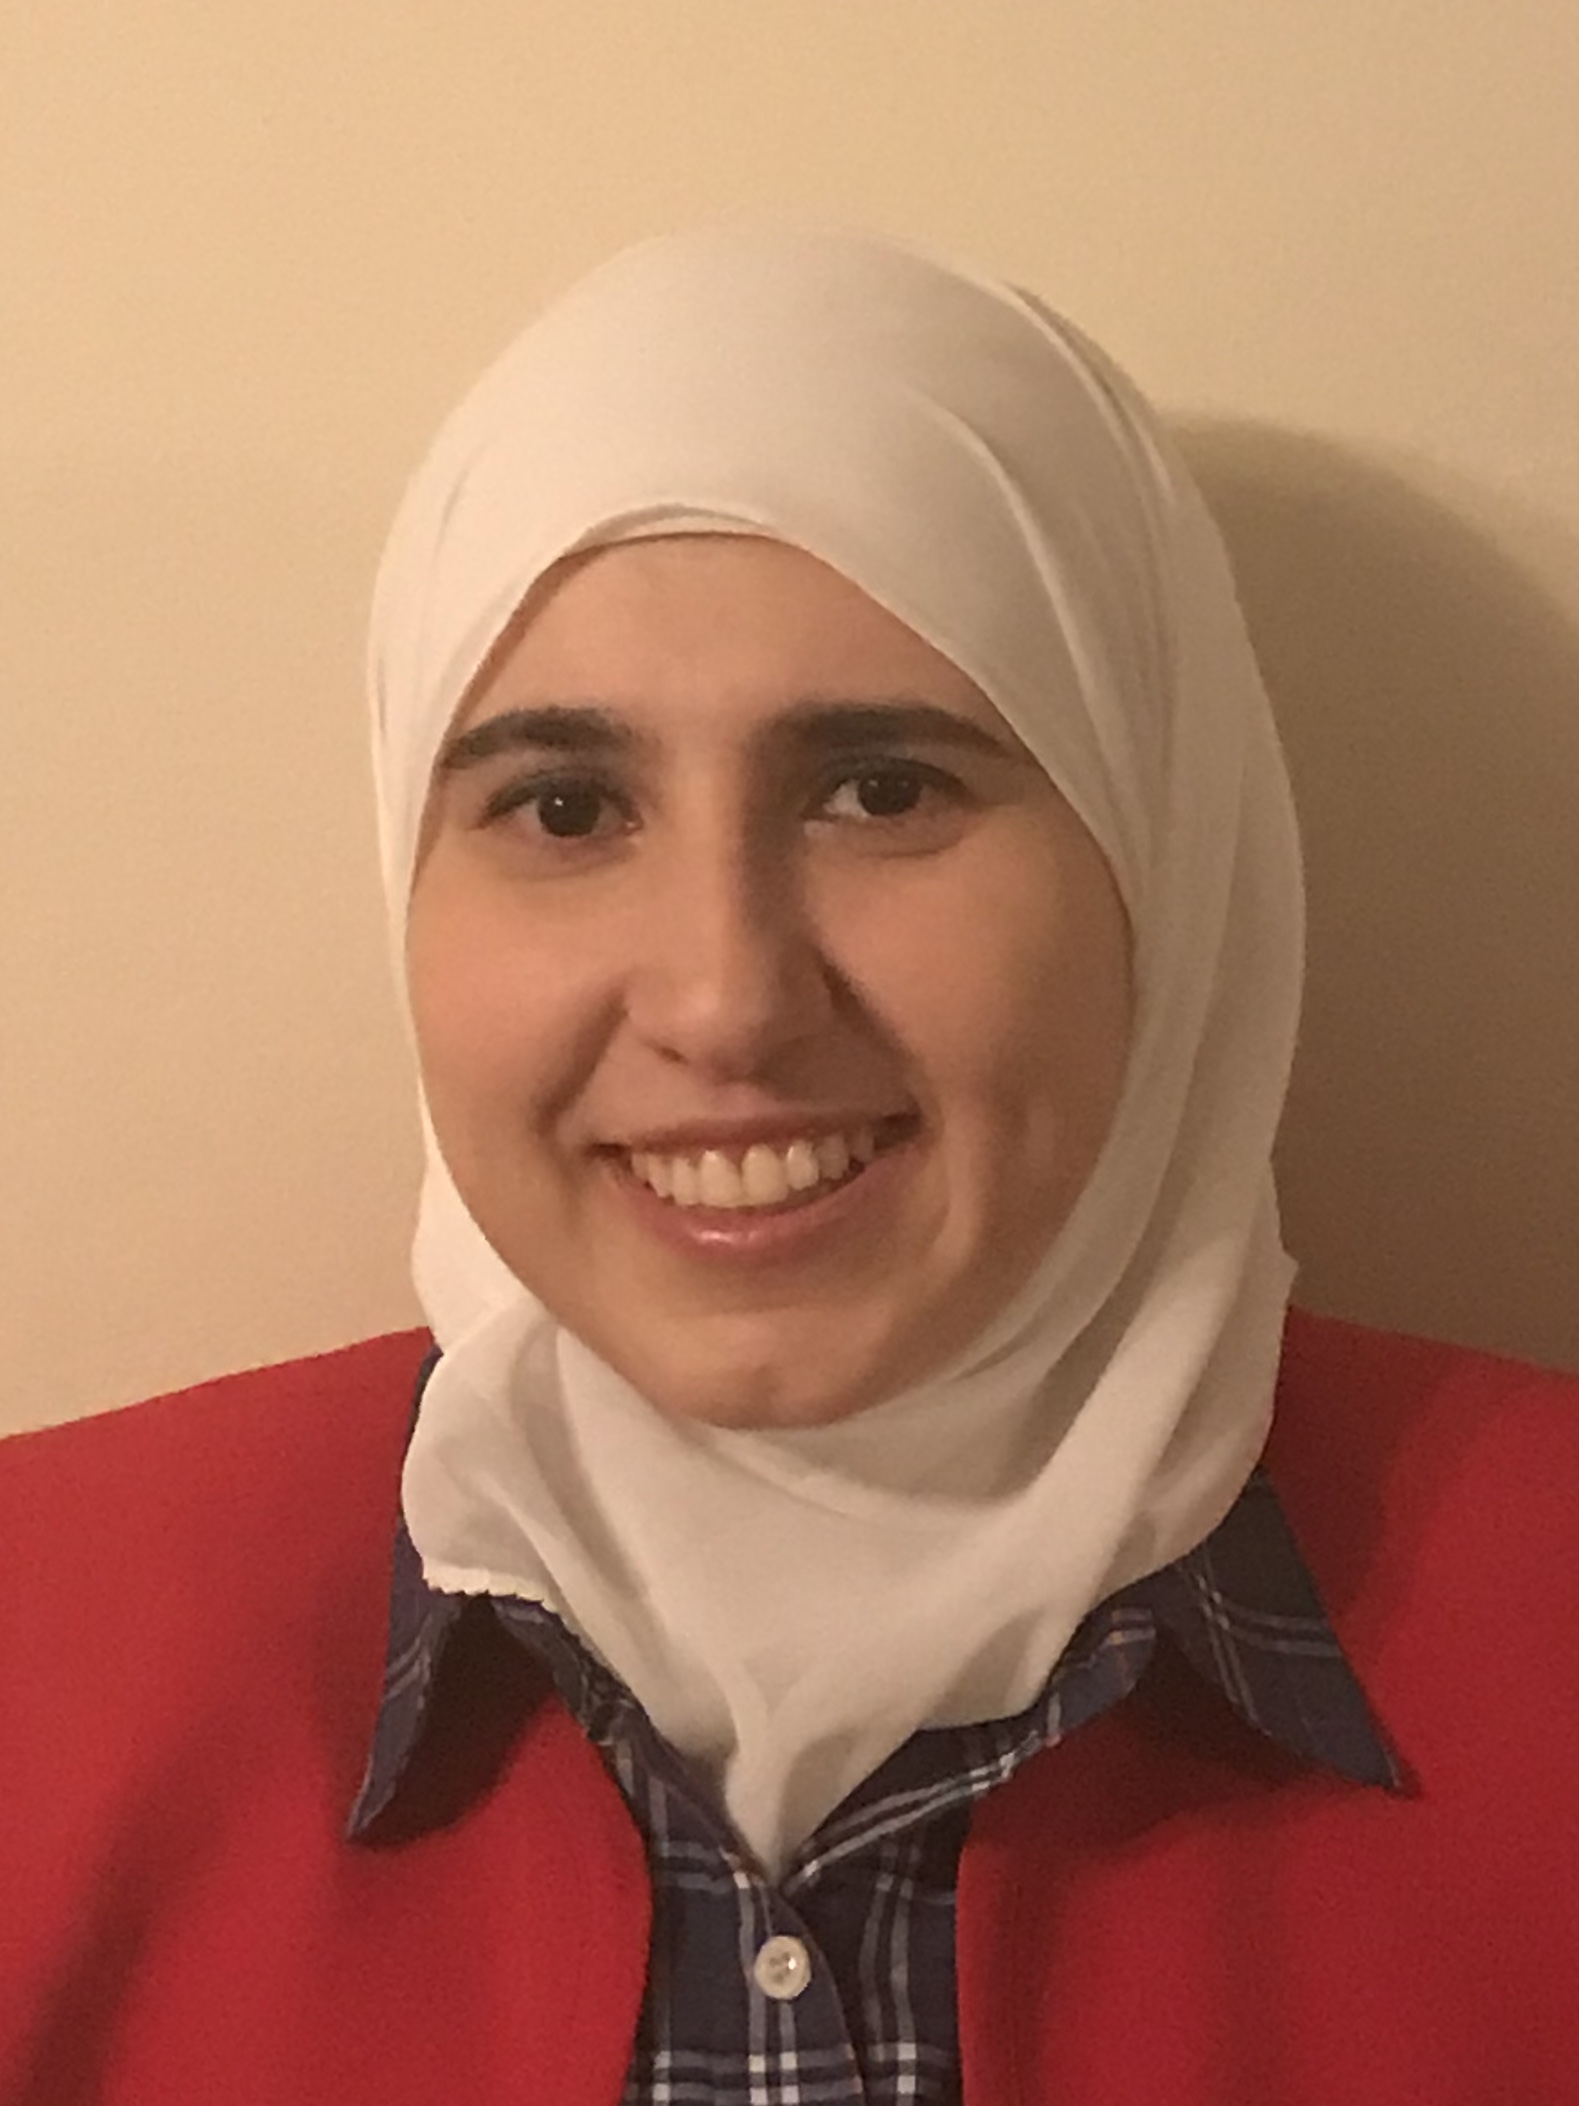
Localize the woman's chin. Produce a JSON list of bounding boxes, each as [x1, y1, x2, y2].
[[596, 1322, 909, 1431]]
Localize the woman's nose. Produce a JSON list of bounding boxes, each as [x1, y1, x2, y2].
[[623, 831, 836, 1079]]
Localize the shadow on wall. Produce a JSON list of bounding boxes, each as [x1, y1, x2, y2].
[[1183, 425, 1579, 1376]]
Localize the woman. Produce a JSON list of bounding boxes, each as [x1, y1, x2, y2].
[[3, 225, 1577, 2104]]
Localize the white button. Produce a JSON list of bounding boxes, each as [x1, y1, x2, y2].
[[751, 1934, 813, 2001]]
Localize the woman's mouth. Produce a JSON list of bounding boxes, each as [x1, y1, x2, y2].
[[618, 1112, 917, 1212], [598, 1113, 923, 1260]]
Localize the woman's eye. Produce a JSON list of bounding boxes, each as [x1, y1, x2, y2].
[[482, 776, 626, 841], [819, 763, 947, 823]]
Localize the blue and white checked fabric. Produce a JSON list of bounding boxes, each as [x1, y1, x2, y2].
[[351, 1364, 1400, 2106]]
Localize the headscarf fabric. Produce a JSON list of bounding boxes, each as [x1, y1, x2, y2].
[[369, 224, 1304, 1875]]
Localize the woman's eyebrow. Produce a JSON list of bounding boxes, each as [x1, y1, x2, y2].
[[437, 704, 637, 772], [776, 698, 1021, 760]]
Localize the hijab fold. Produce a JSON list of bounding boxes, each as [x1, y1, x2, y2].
[[369, 224, 1305, 1876]]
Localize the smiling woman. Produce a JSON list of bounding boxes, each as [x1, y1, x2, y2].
[[368, 227, 1318, 1893], [3, 223, 1578, 2106]]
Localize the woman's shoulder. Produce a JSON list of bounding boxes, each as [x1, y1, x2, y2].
[[0, 1328, 433, 1592], [0, 1332, 437, 1948], [1268, 1306, 1579, 1673], [1274, 1303, 1579, 1475]]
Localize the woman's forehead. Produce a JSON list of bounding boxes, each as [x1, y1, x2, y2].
[[445, 534, 1044, 769]]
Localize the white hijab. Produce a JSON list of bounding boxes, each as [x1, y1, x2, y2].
[[369, 223, 1304, 1876]]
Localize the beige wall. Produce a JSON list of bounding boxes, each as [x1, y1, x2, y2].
[[5, 0, 1577, 1434]]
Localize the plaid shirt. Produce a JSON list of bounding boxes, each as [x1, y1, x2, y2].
[[351, 1368, 1400, 2106]]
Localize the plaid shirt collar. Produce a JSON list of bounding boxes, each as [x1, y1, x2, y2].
[[349, 1357, 1401, 1844]]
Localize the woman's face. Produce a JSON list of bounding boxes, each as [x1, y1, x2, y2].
[[408, 536, 1132, 1428]]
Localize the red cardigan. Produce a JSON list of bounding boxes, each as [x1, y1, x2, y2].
[[1, 1310, 1576, 2105]]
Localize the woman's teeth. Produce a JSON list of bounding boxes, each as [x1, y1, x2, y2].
[[629, 1126, 878, 1210]]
